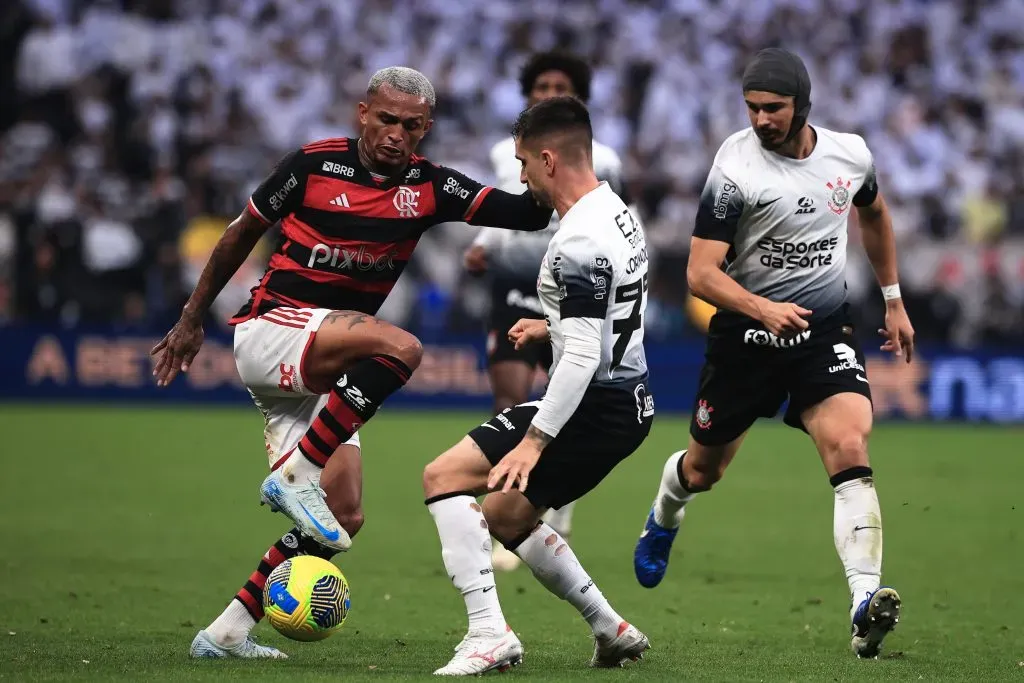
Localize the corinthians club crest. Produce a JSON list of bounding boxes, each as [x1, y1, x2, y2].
[[695, 399, 714, 430], [826, 177, 852, 215]]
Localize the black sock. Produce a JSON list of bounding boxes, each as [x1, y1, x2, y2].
[[297, 355, 413, 465]]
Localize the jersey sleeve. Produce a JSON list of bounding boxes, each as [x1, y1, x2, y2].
[[247, 149, 307, 224], [693, 164, 745, 244], [431, 165, 494, 224], [553, 234, 613, 320], [853, 150, 879, 207]]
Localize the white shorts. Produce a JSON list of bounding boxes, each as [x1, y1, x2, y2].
[[233, 307, 361, 468]]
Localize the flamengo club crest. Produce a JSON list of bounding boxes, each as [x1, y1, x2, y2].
[[695, 399, 714, 430], [826, 177, 852, 215], [393, 186, 421, 217]]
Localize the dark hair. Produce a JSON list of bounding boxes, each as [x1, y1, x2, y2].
[[512, 96, 593, 159], [519, 51, 592, 103]]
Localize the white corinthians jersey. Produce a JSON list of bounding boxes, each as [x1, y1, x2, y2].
[[538, 182, 648, 384], [695, 125, 878, 329], [483, 137, 627, 277]]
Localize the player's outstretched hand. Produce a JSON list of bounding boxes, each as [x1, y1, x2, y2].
[[757, 300, 812, 338], [879, 299, 915, 363], [508, 318, 549, 350], [151, 313, 205, 387], [488, 441, 543, 494], [463, 245, 488, 274]]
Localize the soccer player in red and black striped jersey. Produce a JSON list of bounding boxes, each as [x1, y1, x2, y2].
[[151, 67, 553, 659]]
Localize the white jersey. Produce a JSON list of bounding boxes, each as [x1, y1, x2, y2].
[[538, 182, 648, 385], [475, 137, 627, 278], [695, 125, 878, 330]]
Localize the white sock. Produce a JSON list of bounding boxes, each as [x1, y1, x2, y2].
[[514, 523, 623, 640], [280, 451, 323, 485], [652, 451, 695, 528], [541, 501, 576, 537], [833, 476, 883, 613], [206, 600, 257, 647], [427, 495, 506, 634]]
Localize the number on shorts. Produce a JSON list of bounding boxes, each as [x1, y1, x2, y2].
[[833, 343, 857, 364]]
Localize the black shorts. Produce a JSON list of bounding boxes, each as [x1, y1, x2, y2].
[[487, 275, 551, 369], [690, 305, 873, 445], [469, 378, 655, 510]]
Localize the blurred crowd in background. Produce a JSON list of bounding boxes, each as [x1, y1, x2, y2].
[[2, 0, 1023, 348]]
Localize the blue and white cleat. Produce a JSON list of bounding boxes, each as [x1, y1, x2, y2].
[[851, 586, 901, 659], [259, 469, 351, 553], [633, 508, 679, 588], [189, 629, 287, 659]]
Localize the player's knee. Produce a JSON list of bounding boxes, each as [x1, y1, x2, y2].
[[386, 329, 424, 371], [333, 508, 364, 538], [681, 455, 722, 492], [423, 453, 467, 498], [422, 458, 448, 498], [482, 506, 534, 546], [825, 432, 870, 470]]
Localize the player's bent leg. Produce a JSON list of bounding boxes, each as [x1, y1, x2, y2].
[[486, 494, 649, 668], [801, 392, 899, 658], [634, 434, 746, 588], [262, 312, 421, 551], [482, 359, 534, 573], [423, 437, 522, 676]]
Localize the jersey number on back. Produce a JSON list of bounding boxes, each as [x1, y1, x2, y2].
[[611, 274, 648, 371]]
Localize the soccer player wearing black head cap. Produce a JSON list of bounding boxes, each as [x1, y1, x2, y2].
[[634, 47, 914, 659]]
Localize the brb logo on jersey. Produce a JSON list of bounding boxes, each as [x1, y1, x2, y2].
[[393, 186, 421, 217], [826, 177, 852, 214]]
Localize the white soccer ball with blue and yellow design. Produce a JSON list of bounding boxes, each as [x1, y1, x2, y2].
[[263, 556, 351, 641]]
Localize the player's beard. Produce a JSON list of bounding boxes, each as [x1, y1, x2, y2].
[[755, 128, 785, 150], [527, 182, 554, 209]]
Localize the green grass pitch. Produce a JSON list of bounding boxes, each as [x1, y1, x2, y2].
[[1, 406, 1022, 681]]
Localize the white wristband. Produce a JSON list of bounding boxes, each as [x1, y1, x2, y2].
[[881, 284, 901, 301]]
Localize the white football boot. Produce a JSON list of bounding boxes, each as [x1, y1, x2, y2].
[[590, 622, 650, 668], [189, 630, 287, 659], [259, 469, 351, 552], [434, 626, 523, 676]]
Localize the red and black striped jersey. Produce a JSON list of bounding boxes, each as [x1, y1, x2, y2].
[[230, 137, 550, 323]]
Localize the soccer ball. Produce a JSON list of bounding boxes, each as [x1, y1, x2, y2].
[[263, 556, 351, 641]]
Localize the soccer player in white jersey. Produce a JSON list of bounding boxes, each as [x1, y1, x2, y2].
[[634, 48, 915, 660], [465, 52, 630, 571], [424, 97, 653, 675]]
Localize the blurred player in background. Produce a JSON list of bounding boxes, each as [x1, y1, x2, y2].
[[425, 97, 652, 675], [150, 66, 554, 659], [634, 48, 914, 659], [464, 50, 630, 572]]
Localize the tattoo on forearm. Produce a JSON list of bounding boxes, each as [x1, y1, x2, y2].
[[322, 311, 384, 330], [525, 425, 553, 447]]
